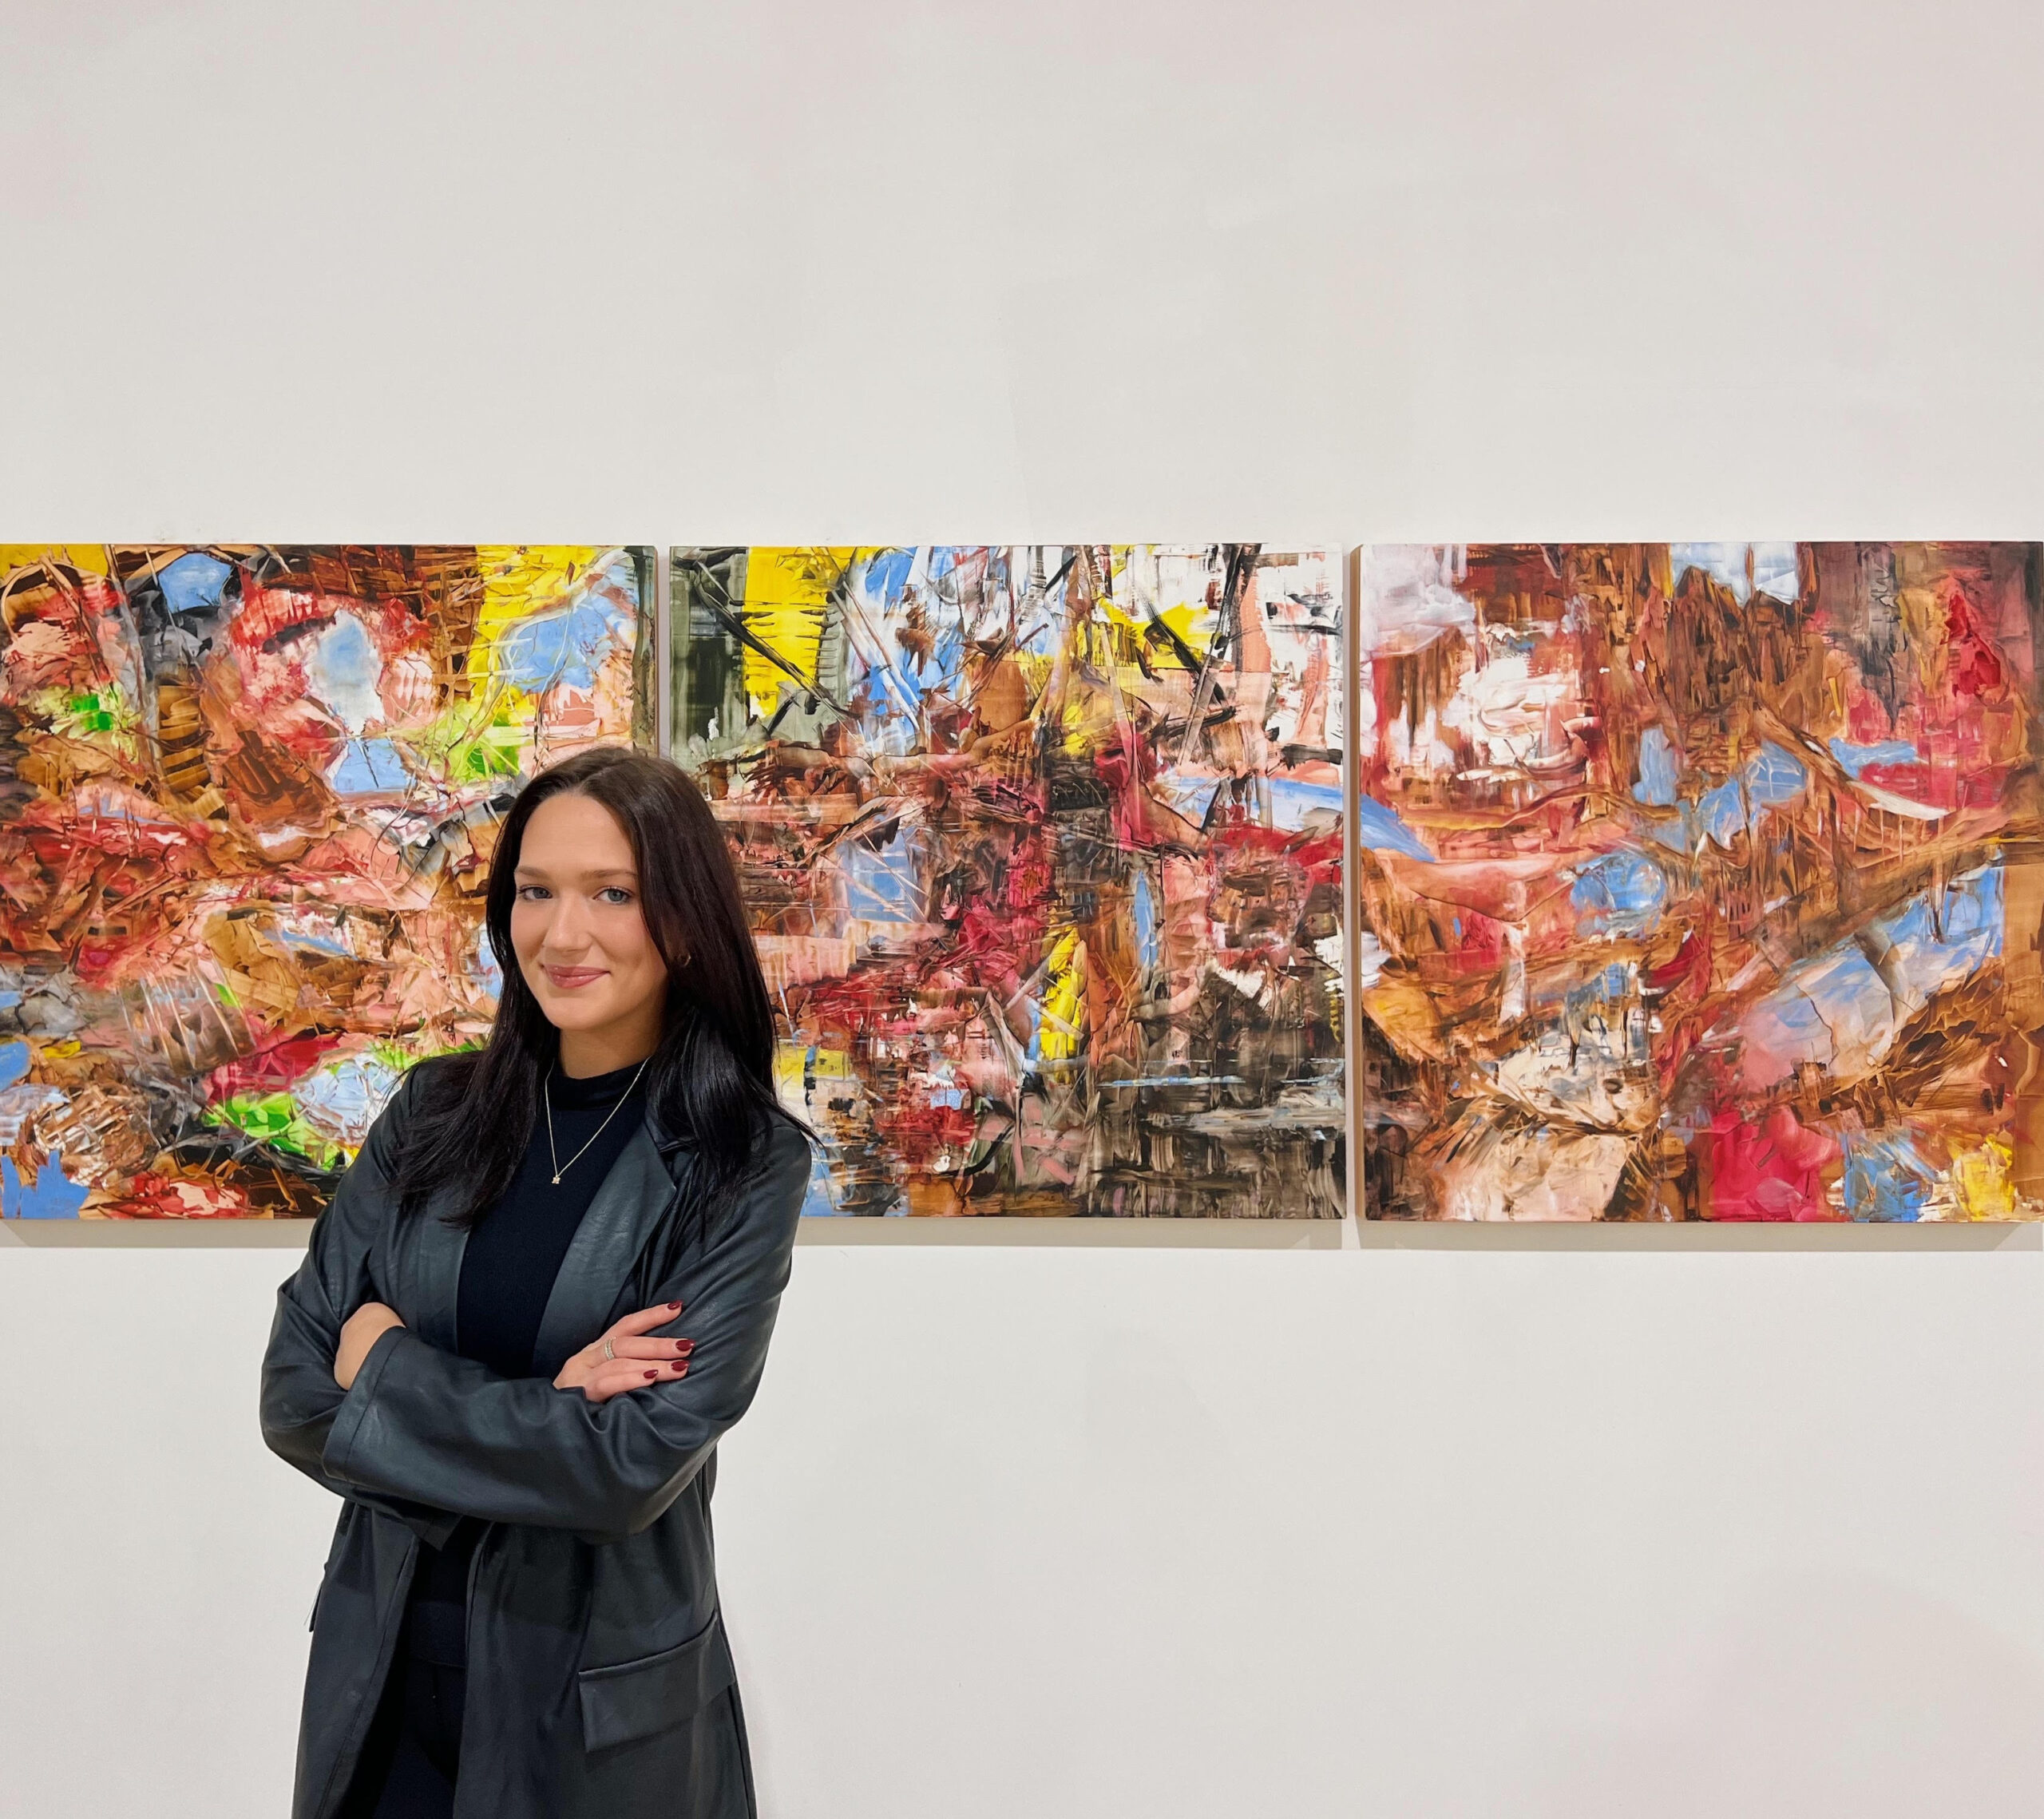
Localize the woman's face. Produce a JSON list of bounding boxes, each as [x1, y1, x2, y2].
[[509, 791, 669, 1068]]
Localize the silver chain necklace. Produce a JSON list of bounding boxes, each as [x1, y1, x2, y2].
[[544, 1056, 652, 1185]]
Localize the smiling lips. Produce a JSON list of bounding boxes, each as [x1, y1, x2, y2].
[[543, 965, 609, 990]]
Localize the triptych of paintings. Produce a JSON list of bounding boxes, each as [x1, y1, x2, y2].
[[2, 541, 2036, 1223]]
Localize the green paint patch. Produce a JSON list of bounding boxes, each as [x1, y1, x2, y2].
[[46, 682, 142, 751], [410, 707, 530, 786], [205, 1092, 347, 1172]]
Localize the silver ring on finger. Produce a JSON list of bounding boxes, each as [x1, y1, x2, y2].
[[602, 1338, 616, 1361]]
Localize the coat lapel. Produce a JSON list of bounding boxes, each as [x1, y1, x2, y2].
[[530, 1123, 679, 1381], [402, 1194, 470, 1353]]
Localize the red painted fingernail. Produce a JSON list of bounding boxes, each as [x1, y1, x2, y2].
[[677, 1364, 689, 1377], [676, 1340, 693, 1353], [667, 1301, 682, 1310], [644, 1370, 659, 1381]]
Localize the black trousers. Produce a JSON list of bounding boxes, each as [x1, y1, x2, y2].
[[339, 1651, 465, 1819]]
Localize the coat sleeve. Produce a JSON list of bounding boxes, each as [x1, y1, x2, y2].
[[258, 1069, 462, 1550], [319, 1117, 810, 1543]]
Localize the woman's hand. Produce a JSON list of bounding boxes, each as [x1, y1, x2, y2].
[[554, 1301, 694, 1404], [335, 1302, 405, 1391]]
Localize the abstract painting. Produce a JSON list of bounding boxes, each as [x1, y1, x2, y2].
[[1354, 542, 2044, 1221], [670, 545, 1345, 1216], [0, 545, 651, 1218]]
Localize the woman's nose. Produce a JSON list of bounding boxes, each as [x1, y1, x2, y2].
[[541, 894, 594, 950]]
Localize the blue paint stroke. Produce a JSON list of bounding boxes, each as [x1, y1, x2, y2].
[[1743, 866, 2003, 1086], [1693, 778, 1747, 846], [856, 547, 917, 607], [1563, 964, 1634, 1017], [1750, 543, 1801, 601], [1267, 778, 1342, 832], [1865, 864, 2002, 1009], [329, 737, 410, 795], [1841, 1131, 1934, 1223], [1828, 736, 1920, 779], [1669, 541, 1799, 604], [1154, 776, 1222, 825], [1634, 727, 1680, 806], [159, 552, 232, 615], [843, 826, 925, 925], [1746, 742, 1807, 809], [497, 595, 630, 695], [1017, 615, 1062, 657], [0, 1040, 28, 1088], [275, 923, 351, 959], [2, 1150, 89, 1219], [470, 925, 503, 999], [1101, 1074, 1247, 1088], [1354, 794, 1436, 862], [1571, 851, 1667, 939], [846, 549, 976, 731], [1749, 945, 1895, 1076], [294, 1052, 404, 1142], [1133, 869, 1159, 970], [1686, 743, 1809, 850], [304, 614, 383, 732]]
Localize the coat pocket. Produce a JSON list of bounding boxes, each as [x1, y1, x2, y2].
[[309, 1503, 358, 1630], [576, 1609, 736, 1754]]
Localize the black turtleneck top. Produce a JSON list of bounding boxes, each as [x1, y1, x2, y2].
[[404, 1058, 651, 1666]]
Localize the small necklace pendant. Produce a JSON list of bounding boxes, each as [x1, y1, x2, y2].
[[552, 1173, 562, 1185]]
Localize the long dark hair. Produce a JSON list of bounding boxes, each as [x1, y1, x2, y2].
[[394, 747, 783, 1230]]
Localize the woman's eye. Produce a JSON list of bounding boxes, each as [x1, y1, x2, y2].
[[516, 885, 551, 901], [597, 887, 634, 906]]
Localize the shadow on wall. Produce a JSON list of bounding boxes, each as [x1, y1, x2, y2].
[[1531, 1571, 2044, 1817]]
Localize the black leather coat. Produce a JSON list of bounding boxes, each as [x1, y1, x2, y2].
[[259, 1071, 810, 1819]]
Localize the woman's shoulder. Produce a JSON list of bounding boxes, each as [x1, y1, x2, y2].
[[401, 1048, 480, 1100], [704, 1108, 811, 1257], [649, 1092, 811, 1172], [355, 1051, 476, 1174], [757, 1103, 814, 1171], [390, 1050, 488, 1127], [711, 1106, 813, 1220], [746, 1107, 815, 1231]]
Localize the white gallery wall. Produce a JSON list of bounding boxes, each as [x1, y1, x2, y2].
[[3, 3, 2042, 1817]]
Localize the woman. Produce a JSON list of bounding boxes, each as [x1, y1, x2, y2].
[[260, 747, 810, 1819]]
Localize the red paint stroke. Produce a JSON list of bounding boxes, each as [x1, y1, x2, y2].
[[207, 1032, 344, 1102], [1700, 1107, 1843, 1222]]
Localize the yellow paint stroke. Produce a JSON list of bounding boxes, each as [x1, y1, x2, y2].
[[1944, 1137, 2018, 1221], [775, 1043, 854, 1089], [0, 545, 112, 581], [1097, 545, 1218, 667], [1038, 929, 1087, 1062], [742, 548, 853, 718], [1015, 651, 1055, 699], [774, 1042, 858, 1124], [1056, 668, 1121, 757], [469, 545, 601, 685], [1095, 596, 1214, 666], [425, 545, 605, 775]]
